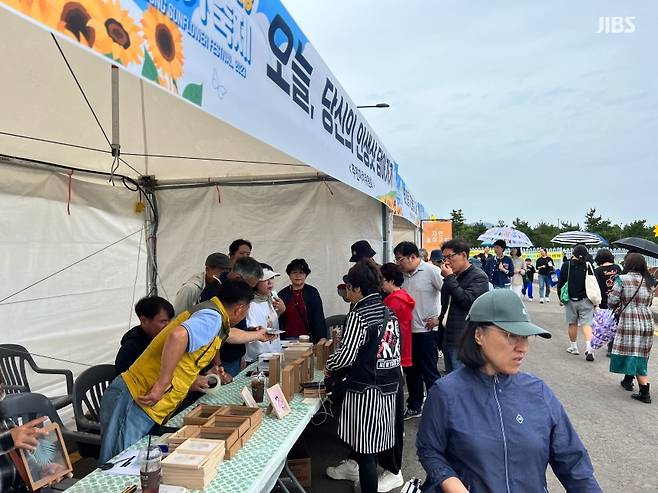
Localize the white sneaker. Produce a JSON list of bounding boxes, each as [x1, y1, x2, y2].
[[527, 298, 533, 302], [327, 459, 359, 481], [539, 298, 544, 303], [378, 470, 404, 492], [545, 298, 550, 303], [566, 346, 580, 355]]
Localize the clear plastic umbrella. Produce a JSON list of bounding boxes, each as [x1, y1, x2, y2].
[[477, 227, 533, 247]]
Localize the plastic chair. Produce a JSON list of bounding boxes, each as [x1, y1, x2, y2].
[[324, 315, 347, 331], [72, 364, 115, 434], [0, 344, 74, 410], [0, 392, 101, 447]]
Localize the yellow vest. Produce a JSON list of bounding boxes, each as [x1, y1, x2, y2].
[[122, 297, 230, 424]]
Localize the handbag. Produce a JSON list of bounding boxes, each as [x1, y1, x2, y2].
[[550, 271, 559, 284], [325, 308, 390, 406], [585, 262, 602, 306], [559, 261, 571, 304]]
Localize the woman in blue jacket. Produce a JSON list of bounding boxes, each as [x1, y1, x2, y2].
[[417, 289, 601, 492]]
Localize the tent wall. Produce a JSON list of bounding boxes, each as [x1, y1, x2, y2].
[[0, 163, 147, 415], [156, 181, 383, 318], [393, 214, 419, 247]]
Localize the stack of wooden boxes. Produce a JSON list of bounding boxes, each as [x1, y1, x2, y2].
[[176, 405, 263, 460], [161, 438, 225, 490]]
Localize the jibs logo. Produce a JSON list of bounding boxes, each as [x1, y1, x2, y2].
[[596, 16, 636, 34]]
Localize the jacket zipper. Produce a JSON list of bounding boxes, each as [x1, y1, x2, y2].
[[493, 375, 511, 493]]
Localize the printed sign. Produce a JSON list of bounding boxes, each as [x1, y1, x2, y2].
[[421, 220, 452, 252], [0, 0, 424, 221]]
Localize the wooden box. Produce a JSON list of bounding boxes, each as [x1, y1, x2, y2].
[[202, 415, 250, 436], [183, 405, 225, 425], [166, 425, 201, 451], [218, 406, 263, 427]]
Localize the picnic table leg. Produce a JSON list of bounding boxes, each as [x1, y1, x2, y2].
[[283, 463, 307, 492]]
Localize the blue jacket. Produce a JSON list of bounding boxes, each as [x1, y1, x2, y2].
[[485, 255, 514, 288], [417, 367, 601, 493]]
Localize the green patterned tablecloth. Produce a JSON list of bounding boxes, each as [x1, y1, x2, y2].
[[66, 366, 324, 493]]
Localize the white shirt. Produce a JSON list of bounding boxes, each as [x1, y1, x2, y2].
[[402, 261, 443, 333], [245, 298, 282, 362]]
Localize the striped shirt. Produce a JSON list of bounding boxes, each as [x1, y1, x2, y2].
[[326, 293, 399, 454]]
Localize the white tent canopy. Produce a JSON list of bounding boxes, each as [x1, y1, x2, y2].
[[0, 1, 422, 414]]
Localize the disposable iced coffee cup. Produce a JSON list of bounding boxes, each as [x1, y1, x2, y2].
[[251, 373, 265, 403]]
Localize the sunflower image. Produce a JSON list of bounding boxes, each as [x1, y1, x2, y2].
[[49, 0, 104, 48], [87, 0, 142, 66], [4, 0, 58, 27], [142, 5, 184, 80]]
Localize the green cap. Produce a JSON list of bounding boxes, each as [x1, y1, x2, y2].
[[466, 290, 552, 338]]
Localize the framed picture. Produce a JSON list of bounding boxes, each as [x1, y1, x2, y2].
[[17, 423, 72, 490], [240, 386, 258, 408], [266, 384, 291, 419]]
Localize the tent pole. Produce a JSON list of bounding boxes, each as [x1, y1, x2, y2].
[[141, 177, 158, 296], [111, 65, 120, 158], [382, 203, 392, 263]]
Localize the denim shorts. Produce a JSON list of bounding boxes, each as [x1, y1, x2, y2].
[[565, 298, 594, 326]]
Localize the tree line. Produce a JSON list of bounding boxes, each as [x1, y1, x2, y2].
[[450, 208, 657, 248]]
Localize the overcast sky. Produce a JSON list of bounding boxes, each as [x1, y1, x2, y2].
[[284, 0, 657, 227]]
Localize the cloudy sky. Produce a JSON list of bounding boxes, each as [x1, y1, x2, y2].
[[284, 0, 657, 227]]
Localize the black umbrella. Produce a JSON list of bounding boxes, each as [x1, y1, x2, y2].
[[612, 237, 658, 259]]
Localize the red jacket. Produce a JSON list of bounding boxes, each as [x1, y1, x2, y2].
[[384, 289, 415, 367]]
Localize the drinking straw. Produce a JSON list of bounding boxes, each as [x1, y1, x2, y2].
[[146, 434, 152, 462]]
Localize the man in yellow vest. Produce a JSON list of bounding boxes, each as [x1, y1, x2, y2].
[[99, 279, 272, 461]]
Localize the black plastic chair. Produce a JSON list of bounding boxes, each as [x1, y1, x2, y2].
[[0, 392, 101, 447], [324, 314, 347, 331], [72, 364, 115, 434], [0, 344, 74, 410], [325, 315, 347, 347]]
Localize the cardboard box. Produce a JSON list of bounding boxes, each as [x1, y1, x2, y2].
[[284, 458, 311, 488]]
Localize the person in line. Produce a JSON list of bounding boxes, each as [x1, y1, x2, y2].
[[419, 248, 429, 263], [522, 257, 536, 301], [115, 296, 175, 375], [393, 241, 442, 420], [476, 246, 492, 269], [199, 257, 264, 376], [535, 248, 554, 303], [378, 262, 415, 491], [438, 239, 489, 374], [228, 239, 252, 265], [484, 240, 514, 289], [593, 249, 622, 357], [429, 249, 443, 269], [99, 280, 273, 462], [173, 252, 232, 314], [608, 253, 655, 403], [325, 260, 403, 493], [509, 247, 525, 298], [417, 289, 602, 492], [278, 259, 327, 342], [245, 265, 285, 364], [557, 245, 596, 361], [350, 240, 377, 263]]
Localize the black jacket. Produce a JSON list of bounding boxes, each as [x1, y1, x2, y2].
[[115, 325, 151, 375], [557, 260, 588, 300], [278, 284, 327, 342], [440, 265, 490, 346]]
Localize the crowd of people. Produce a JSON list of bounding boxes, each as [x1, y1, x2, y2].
[[2, 233, 654, 493]]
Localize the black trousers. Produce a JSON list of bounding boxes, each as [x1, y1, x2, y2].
[[405, 332, 441, 411], [354, 452, 378, 493]]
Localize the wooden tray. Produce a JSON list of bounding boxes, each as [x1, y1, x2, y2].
[[202, 415, 250, 436], [218, 406, 263, 427], [183, 405, 225, 425], [166, 425, 201, 451]]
